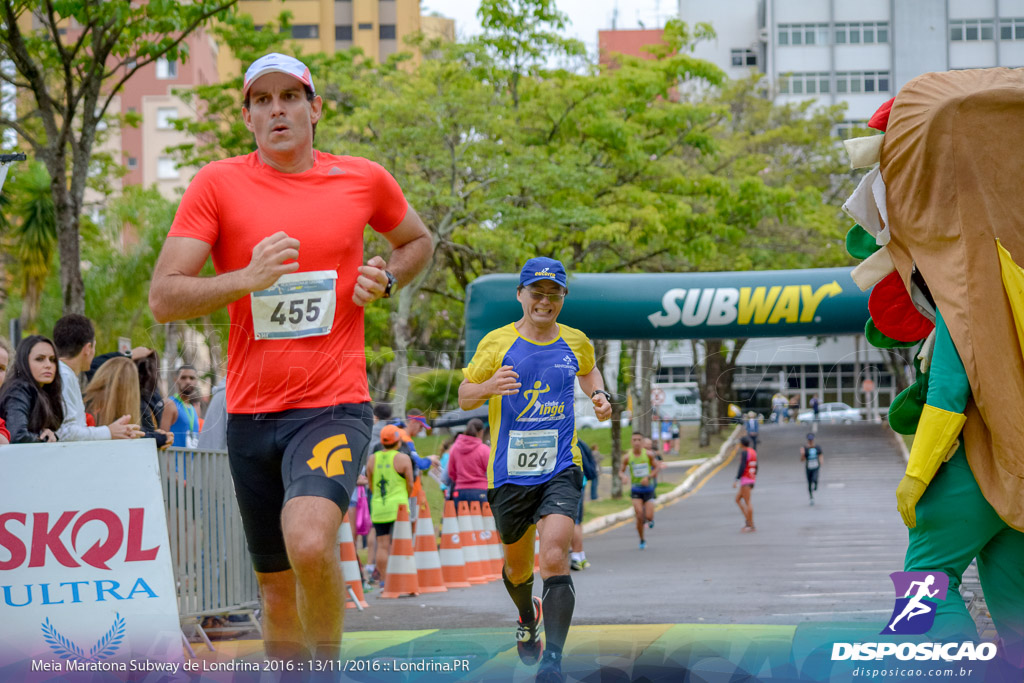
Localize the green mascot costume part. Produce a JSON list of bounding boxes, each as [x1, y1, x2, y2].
[[842, 68, 1024, 665]]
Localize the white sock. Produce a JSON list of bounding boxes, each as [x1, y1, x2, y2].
[[579, 552, 586, 561], [570, 552, 582, 562]]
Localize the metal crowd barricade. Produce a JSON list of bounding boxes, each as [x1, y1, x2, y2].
[[158, 447, 261, 654]]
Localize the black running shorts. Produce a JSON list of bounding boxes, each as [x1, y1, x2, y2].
[[227, 402, 372, 573], [631, 487, 655, 502], [372, 521, 395, 537], [487, 466, 583, 545]]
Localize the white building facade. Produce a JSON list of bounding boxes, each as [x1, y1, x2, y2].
[[679, 0, 1024, 130]]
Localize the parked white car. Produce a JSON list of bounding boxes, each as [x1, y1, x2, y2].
[[575, 414, 631, 430], [797, 402, 864, 424]]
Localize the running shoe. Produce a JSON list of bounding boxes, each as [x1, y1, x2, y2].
[[570, 558, 583, 571], [648, 519, 655, 529], [639, 540, 647, 550], [536, 652, 564, 683], [579, 559, 591, 569], [515, 595, 543, 665], [810, 498, 815, 506]]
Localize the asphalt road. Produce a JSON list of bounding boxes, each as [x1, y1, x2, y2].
[[344, 423, 909, 632]]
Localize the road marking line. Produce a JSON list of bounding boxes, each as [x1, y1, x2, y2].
[[770, 609, 891, 617], [783, 592, 890, 598]]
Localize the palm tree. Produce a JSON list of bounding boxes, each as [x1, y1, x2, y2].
[[8, 162, 57, 330]]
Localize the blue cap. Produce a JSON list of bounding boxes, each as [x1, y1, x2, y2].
[[520, 257, 567, 289]]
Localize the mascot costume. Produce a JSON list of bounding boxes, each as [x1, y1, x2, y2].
[[842, 68, 1024, 665]]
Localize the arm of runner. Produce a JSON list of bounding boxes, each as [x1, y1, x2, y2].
[[577, 367, 612, 421], [159, 400, 178, 433], [365, 453, 376, 485], [458, 366, 521, 410], [735, 449, 748, 480], [800, 446, 806, 462], [396, 453, 415, 497], [353, 207, 433, 306], [149, 234, 299, 322]]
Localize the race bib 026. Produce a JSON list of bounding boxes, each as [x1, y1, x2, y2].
[[507, 429, 558, 477], [251, 270, 338, 340]]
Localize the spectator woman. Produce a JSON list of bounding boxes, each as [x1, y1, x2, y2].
[[436, 436, 456, 500], [84, 357, 143, 431], [0, 335, 64, 443], [448, 418, 491, 505], [135, 350, 171, 448]]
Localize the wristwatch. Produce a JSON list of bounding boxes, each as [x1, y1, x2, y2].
[[382, 270, 396, 298], [591, 389, 612, 402]]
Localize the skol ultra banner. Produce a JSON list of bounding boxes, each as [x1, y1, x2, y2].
[[0, 440, 182, 676]]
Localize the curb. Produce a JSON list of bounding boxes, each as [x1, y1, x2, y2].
[[582, 425, 742, 535], [889, 425, 910, 463]]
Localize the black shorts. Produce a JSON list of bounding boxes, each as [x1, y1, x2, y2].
[[487, 466, 583, 545], [373, 521, 395, 537], [227, 402, 372, 573], [631, 487, 655, 502]]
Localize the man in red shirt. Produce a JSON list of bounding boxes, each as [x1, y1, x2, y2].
[[149, 53, 432, 660]]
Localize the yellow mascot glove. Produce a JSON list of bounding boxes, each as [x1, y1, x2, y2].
[[897, 405, 965, 528], [896, 475, 929, 528]]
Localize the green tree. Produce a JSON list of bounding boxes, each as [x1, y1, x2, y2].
[[476, 0, 586, 107], [5, 161, 56, 330], [1, 0, 237, 315]]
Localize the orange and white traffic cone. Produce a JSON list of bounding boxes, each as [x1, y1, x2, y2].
[[439, 500, 471, 589], [457, 500, 489, 584], [339, 513, 368, 609], [481, 502, 505, 578], [414, 501, 447, 593], [470, 500, 500, 580], [381, 504, 420, 598]]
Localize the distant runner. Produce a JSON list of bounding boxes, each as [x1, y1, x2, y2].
[[621, 432, 657, 549], [733, 436, 757, 532], [800, 433, 823, 505]]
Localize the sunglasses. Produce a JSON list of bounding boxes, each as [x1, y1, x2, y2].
[[526, 288, 566, 303]]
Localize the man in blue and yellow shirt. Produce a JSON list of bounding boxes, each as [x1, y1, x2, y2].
[[459, 257, 611, 683]]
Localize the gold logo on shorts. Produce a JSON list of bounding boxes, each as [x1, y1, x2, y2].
[[307, 434, 352, 477]]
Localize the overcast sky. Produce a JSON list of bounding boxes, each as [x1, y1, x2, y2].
[[421, 0, 677, 57]]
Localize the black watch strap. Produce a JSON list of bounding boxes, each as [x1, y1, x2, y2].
[[591, 389, 611, 401], [383, 270, 396, 298]]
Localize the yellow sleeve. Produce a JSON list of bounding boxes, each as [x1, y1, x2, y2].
[[562, 325, 596, 375], [462, 326, 511, 384]]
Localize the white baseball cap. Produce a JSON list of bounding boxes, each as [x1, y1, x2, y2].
[[243, 53, 316, 98]]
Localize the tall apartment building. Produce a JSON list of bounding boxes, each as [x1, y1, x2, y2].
[[8, 3, 452, 201], [219, 0, 450, 80], [679, 0, 1024, 131], [119, 32, 222, 200]]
